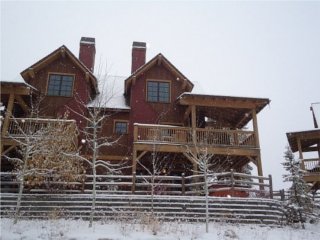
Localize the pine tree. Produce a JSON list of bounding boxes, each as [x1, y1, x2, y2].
[[282, 146, 313, 228]]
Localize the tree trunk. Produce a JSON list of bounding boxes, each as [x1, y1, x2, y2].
[[204, 160, 209, 233], [89, 126, 97, 228], [14, 149, 29, 224]]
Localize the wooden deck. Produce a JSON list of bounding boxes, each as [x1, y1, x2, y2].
[[1, 118, 77, 157], [133, 123, 259, 156]]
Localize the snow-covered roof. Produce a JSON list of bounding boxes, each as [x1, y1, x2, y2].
[[1, 75, 26, 84], [0, 76, 38, 91], [88, 75, 130, 110]]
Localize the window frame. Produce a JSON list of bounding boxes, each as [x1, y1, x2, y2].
[[46, 73, 75, 97], [146, 80, 171, 103], [114, 120, 129, 135]]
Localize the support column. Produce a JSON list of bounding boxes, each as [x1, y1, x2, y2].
[[131, 147, 137, 193], [297, 138, 305, 170], [252, 109, 263, 177], [1, 93, 15, 137]]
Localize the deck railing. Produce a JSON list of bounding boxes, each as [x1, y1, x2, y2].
[[134, 123, 256, 148], [5, 118, 76, 137], [302, 158, 320, 173]]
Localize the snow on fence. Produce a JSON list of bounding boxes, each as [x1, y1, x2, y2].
[[0, 193, 286, 225], [0, 171, 273, 199]]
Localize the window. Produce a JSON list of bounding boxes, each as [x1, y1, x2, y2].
[[114, 121, 128, 134], [47, 74, 74, 97], [147, 81, 170, 103]]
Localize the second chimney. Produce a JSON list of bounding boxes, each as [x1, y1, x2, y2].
[[79, 37, 96, 72], [131, 41, 146, 73]]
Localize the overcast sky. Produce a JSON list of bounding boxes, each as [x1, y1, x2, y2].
[[1, 1, 319, 189]]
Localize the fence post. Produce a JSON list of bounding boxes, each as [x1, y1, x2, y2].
[[181, 173, 185, 196], [280, 189, 285, 201], [132, 172, 136, 194], [268, 174, 273, 199], [230, 169, 234, 197]]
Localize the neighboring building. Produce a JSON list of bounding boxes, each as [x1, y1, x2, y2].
[[286, 103, 320, 192], [1, 37, 270, 182]]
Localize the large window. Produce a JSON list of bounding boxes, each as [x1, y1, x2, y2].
[[47, 74, 74, 97], [147, 81, 170, 103], [114, 121, 128, 134]]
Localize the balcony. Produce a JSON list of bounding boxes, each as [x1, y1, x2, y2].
[[302, 158, 320, 183], [133, 124, 258, 156], [3, 118, 76, 138]]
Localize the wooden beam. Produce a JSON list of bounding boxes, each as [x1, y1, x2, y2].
[[132, 147, 137, 193], [132, 76, 136, 86], [85, 72, 90, 82], [183, 106, 192, 122], [251, 109, 263, 177], [191, 105, 196, 129], [15, 95, 29, 113], [82, 154, 130, 161], [1, 93, 15, 137], [297, 138, 305, 170], [1, 144, 17, 156], [136, 151, 147, 161], [179, 96, 264, 109], [134, 143, 260, 156], [1, 86, 31, 95], [157, 55, 162, 66], [28, 68, 35, 79], [60, 47, 66, 58]]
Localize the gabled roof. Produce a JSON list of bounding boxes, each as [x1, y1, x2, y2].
[[20, 45, 98, 95], [124, 53, 193, 95]]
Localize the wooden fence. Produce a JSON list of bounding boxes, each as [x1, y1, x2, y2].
[[0, 171, 273, 199]]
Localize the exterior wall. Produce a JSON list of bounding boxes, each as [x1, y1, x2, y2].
[[25, 56, 93, 131], [98, 111, 130, 157], [128, 64, 188, 142]]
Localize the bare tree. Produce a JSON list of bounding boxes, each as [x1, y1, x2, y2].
[[6, 115, 82, 224], [136, 140, 172, 216], [185, 144, 213, 233], [68, 75, 128, 228]]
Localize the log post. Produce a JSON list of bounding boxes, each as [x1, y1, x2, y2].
[[230, 169, 234, 197], [181, 173, 185, 195], [268, 174, 273, 199], [132, 171, 136, 194]]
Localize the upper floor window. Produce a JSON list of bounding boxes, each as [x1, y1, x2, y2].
[[147, 81, 170, 103], [47, 74, 74, 97], [114, 121, 128, 134]]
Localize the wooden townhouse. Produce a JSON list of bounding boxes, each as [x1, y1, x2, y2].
[[1, 37, 270, 190]]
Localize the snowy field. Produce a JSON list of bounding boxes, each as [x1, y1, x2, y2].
[[1, 218, 320, 240]]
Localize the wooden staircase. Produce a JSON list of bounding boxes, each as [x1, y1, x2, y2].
[[0, 193, 286, 226]]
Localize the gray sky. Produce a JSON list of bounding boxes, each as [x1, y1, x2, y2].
[[1, 1, 320, 189]]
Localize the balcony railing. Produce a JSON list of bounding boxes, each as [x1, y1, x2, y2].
[[134, 123, 256, 148], [302, 158, 320, 173], [4, 118, 76, 137]]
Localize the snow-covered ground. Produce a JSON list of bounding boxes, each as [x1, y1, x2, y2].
[[1, 218, 319, 240]]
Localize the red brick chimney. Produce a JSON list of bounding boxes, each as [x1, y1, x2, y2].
[[131, 41, 146, 73], [79, 37, 96, 72]]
